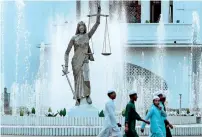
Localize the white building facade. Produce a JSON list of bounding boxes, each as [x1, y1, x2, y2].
[[123, 0, 202, 110]]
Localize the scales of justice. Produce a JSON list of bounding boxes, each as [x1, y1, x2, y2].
[[62, 2, 111, 116]]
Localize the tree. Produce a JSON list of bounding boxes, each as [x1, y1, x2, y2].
[[177, 109, 180, 114], [63, 108, 66, 117], [99, 110, 105, 117], [186, 108, 190, 114], [48, 107, 52, 113], [20, 110, 24, 116], [31, 107, 36, 114], [59, 110, 63, 117]]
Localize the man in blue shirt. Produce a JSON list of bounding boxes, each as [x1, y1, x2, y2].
[[141, 96, 167, 137]]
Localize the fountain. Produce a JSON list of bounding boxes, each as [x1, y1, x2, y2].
[[156, 14, 166, 91], [35, 42, 50, 115], [0, 0, 5, 116], [128, 14, 168, 116], [190, 11, 201, 117]]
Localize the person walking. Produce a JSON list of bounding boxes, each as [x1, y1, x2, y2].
[[141, 96, 167, 137], [98, 90, 122, 137], [124, 90, 150, 137], [157, 93, 173, 137]]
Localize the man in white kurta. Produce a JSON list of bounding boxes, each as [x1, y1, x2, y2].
[[98, 90, 122, 137]]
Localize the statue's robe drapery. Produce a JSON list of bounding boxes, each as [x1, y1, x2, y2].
[[65, 33, 94, 100], [64, 13, 100, 101]]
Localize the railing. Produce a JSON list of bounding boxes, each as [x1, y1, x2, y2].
[[1, 115, 197, 126], [1, 116, 106, 126], [0, 116, 201, 136]]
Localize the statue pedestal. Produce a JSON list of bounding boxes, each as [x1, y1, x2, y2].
[[68, 98, 99, 117]]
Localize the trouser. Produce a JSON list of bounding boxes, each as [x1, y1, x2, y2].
[[123, 130, 139, 137], [165, 121, 172, 137], [98, 127, 122, 137], [166, 126, 172, 137], [150, 133, 165, 137], [111, 131, 122, 137]]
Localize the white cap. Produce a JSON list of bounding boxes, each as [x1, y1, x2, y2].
[[129, 90, 137, 96], [107, 89, 115, 94], [154, 91, 166, 97], [155, 91, 162, 95], [157, 91, 167, 98], [153, 96, 160, 100]]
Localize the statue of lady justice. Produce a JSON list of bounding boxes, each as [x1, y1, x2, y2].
[[63, 5, 101, 106]]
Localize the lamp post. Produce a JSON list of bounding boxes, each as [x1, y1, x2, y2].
[[179, 94, 182, 114]]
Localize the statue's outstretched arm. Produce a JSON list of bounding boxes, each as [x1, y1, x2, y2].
[[64, 37, 74, 67], [88, 6, 101, 39]]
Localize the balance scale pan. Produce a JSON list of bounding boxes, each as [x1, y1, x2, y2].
[[87, 14, 109, 17], [101, 53, 111, 56]]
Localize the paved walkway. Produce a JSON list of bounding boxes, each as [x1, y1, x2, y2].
[[1, 135, 201, 137]]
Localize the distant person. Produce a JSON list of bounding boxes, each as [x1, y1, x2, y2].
[[97, 90, 122, 137], [141, 96, 167, 137], [157, 93, 173, 137], [124, 90, 150, 137]]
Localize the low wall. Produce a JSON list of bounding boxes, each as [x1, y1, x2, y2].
[[1, 125, 202, 136]]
